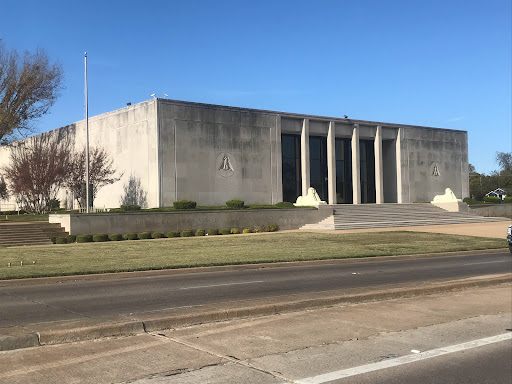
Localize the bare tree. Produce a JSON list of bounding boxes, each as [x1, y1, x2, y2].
[[120, 175, 147, 208], [66, 147, 122, 208], [0, 40, 63, 144], [1, 133, 71, 213], [496, 152, 512, 173]]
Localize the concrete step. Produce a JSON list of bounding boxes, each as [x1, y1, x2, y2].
[[0, 222, 67, 247]]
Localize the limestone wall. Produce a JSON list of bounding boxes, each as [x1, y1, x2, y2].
[[399, 127, 469, 203], [158, 101, 280, 206]]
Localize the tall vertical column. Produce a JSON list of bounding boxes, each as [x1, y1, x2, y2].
[[374, 125, 384, 204], [396, 128, 403, 203], [327, 121, 336, 204], [301, 119, 310, 196], [272, 115, 283, 204], [351, 123, 361, 204]]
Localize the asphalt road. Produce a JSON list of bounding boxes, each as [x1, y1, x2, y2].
[[333, 339, 512, 384], [0, 251, 510, 328]]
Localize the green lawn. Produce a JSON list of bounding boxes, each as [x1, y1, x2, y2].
[[0, 232, 506, 280], [0, 214, 49, 222]]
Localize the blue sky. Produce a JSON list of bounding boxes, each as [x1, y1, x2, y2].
[[1, 0, 510, 174]]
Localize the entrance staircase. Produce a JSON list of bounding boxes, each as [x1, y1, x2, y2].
[[0, 222, 67, 247], [300, 203, 509, 231]]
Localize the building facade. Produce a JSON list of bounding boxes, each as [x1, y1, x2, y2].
[[0, 99, 469, 209]]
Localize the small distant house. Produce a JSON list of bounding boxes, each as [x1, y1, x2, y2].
[[485, 188, 507, 201]]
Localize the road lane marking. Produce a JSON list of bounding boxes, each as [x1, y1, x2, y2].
[[292, 333, 512, 384], [463, 260, 511, 266], [180, 281, 264, 290]]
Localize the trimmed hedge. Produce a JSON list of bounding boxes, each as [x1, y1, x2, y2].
[[66, 235, 77, 243], [173, 200, 197, 209], [56, 237, 68, 244], [120, 204, 141, 211], [123, 233, 138, 240], [231, 228, 240, 234], [207, 228, 219, 236], [181, 229, 194, 237], [167, 231, 181, 238], [226, 199, 244, 209], [77, 234, 94, 243], [504, 196, 512, 204], [219, 228, 231, 235], [274, 201, 295, 208], [484, 196, 501, 204], [263, 224, 279, 232], [243, 228, 252, 234], [93, 233, 110, 242], [152, 232, 165, 239], [253, 226, 261, 233], [50, 237, 57, 244], [109, 233, 124, 241], [195, 229, 205, 236], [138, 232, 152, 239]]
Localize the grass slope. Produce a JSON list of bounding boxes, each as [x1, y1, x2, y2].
[[0, 232, 506, 280]]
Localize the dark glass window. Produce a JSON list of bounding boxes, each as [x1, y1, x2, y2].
[[360, 139, 376, 203], [309, 136, 328, 202], [335, 138, 352, 204], [281, 134, 301, 202]]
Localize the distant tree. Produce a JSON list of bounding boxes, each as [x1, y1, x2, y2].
[[468, 163, 476, 173], [496, 152, 512, 173], [120, 175, 147, 208], [66, 147, 122, 208], [1, 133, 71, 213], [0, 176, 7, 200], [0, 40, 63, 144]]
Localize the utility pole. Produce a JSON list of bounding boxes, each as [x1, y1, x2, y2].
[[85, 52, 90, 213]]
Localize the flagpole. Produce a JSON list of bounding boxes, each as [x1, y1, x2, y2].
[[85, 52, 90, 214]]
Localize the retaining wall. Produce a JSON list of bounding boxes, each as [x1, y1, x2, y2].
[[49, 207, 331, 236], [468, 204, 512, 218]]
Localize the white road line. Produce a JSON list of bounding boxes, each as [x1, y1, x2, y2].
[[463, 260, 510, 266], [292, 333, 512, 384], [180, 281, 264, 290]]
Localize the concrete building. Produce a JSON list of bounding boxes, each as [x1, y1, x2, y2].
[[0, 99, 469, 209]]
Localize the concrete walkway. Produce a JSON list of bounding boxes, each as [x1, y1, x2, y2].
[[298, 220, 512, 239]]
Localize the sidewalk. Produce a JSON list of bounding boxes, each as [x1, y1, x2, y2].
[[299, 221, 511, 239]]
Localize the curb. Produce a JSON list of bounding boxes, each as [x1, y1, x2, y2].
[[1, 275, 510, 352]]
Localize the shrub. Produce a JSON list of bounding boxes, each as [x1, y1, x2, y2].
[[138, 232, 152, 239], [263, 223, 279, 232], [167, 231, 181, 238], [226, 199, 244, 209], [231, 228, 240, 234], [109, 233, 124, 241], [152, 232, 165, 239], [484, 196, 501, 204], [253, 226, 261, 233], [55, 237, 68, 244], [123, 233, 138, 240], [274, 201, 295, 208], [243, 228, 252, 234], [50, 236, 57, 244], [463, 197, 476, 205], [218, 228, 230, 235], [120, 204, 141, 211], [503, 196, 512, 204], [77, 234, 94, 243], [195, 229, 205, 236], [173, 200, 197, 210], [66, 235, 77, 243], [207, 228, 219, 236], [181, 229, 194, 237], [93, 233, 110, 242]]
